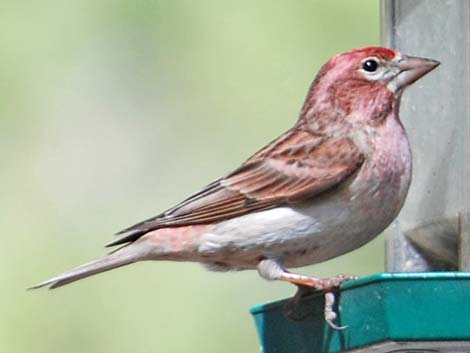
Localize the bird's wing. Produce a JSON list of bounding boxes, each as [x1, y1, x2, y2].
[[108, 127, 364, 247]]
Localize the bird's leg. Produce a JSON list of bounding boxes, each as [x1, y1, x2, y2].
[[257, 259, 357, 329], [257, 259, 357, 290]]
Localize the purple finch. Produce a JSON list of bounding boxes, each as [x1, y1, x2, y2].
[[34, 47, 439, 298]]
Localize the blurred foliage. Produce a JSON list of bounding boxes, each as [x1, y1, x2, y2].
[[1, 1, 380, 352]]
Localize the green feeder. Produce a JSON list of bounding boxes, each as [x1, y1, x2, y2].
[[251, 272, 470, 353]]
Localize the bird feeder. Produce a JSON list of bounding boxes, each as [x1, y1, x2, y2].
[[252, 273, 470, 353], [251, 1, 470, 352]]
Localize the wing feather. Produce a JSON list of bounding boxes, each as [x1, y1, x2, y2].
[[109, 127, 364, 246]]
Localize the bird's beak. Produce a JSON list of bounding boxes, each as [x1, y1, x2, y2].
[[391, 55, 440, 92]]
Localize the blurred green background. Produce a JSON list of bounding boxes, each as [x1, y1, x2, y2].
[[2, 1, 380, 352]]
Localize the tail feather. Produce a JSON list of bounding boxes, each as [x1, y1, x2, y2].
[[30, 242, 149, 289]]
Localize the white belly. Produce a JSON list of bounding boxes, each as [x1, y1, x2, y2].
[[198, 176, 405, 270]]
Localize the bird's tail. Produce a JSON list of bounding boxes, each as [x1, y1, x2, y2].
[[30, 241, 151, 289]]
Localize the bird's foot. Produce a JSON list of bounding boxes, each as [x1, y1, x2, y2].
[[323, 291, 346, 330], [282, 274, 358, 329], [280, 272, 357, 291], [314, 273, 358, 291]]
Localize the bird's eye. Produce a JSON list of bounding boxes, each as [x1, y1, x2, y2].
[[362, 59, 378, 72]]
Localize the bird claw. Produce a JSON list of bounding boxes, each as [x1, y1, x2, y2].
[[282, 274, 357, 329], [321, 274, 356, 330], [314, 273, 358, 291], [324, 291, 347, 330]]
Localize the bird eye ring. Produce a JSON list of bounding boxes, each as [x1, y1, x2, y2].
[[362, 59, 378, 72]]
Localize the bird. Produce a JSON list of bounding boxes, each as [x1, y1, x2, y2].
[[33, 47, 439, 301]]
